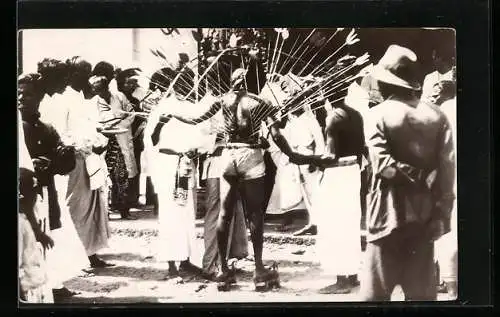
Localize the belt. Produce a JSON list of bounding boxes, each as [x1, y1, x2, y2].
[[224, 143, 263, 149], [159, 148, 183, 156], [329, 155, 359, 168]]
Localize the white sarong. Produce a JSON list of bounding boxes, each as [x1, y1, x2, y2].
[[314, 158, 362, 276], [152, 153, 197, 262], [45, 174, 89, 286]]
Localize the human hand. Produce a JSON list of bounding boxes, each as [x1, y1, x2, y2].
[[380, 166, 397, 179], [159, 114, 172, 123], [36, 231, 54, 249], [289, 153, 310, 165], [92, 145, 106, 155], [259, 137, 270, 149], [184, 149, 198, 159], [116, 110, 131, 119], [319, 155, 337, 168], [308, 164, 318, 173], [32, 157, 51, 173]]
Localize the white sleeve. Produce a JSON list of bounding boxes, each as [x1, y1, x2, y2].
[[308, 114, 326, 155], [421, 73, 436, 102], [18, 111, 34, 171]]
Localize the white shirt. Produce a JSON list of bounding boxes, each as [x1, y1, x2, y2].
[[18, 110, 34, 171], [285, 109, 325, 156], [150, 95, 205, 154], [38, 92, 68, 135], [440, 97, 457, 147], [422, 69, 454, 103], [59, 87, 108, 152]]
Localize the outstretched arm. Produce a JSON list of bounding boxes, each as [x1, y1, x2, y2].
[[264, 104, 319, 166], [167, 100, 222, 125]]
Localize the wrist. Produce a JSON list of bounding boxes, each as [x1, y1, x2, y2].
[[34, 229, 43, 239]]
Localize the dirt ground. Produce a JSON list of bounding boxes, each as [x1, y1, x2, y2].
[[59, 209, 453, 304]]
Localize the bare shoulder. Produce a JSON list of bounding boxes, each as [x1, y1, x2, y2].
[[246, 92, 272, 105]]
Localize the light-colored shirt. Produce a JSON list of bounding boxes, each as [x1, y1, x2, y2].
[[285, 110, 325, 156], [440, 97, 457, 195], [39, 93, 68, 136], [96, 91, 138, 178], [59, 87, 108, 153], [18, 110, 34, 171], [422, 69, 454, 103]]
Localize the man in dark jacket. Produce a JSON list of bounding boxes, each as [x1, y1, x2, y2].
[[361, 45, 455, 301]]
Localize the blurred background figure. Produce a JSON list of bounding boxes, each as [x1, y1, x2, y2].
[[18, 168, 54, 304], [434, 68, 457, 299], [37, 58, 69, 134], [91, 61, 138, 220], [116, 67, 145, 208], [421, 47, 456, 105]]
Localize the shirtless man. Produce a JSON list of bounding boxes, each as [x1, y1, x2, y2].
[[164, 69, 330, 290]]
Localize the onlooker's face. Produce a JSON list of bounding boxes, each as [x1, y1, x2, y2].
[[19, 175, 38, 213], [123, 76, 139, 95], [44, 74, 67, 95], [18, 82, 41, 117], [432, 50, 453, 74], [72, 63, 92, 87], [90, 77, 108, 95]]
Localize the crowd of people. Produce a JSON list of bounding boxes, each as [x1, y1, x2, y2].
[[18, 42, 457, 303]]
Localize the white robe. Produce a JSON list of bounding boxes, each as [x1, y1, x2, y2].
[[96, 91, 138, 178], [266, 110, 324, 215], [147, 96, 204, 262], [314, 158, 362, 276], [45, 88, 95, 284]]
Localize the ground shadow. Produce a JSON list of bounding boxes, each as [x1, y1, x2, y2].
[[98, 252, 154, 262], [63, 278, 129, 293], [57, 295, 162, 304], [87, 265, 169, 281]]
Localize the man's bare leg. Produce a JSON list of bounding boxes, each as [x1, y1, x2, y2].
[[239, 176, 266, 271], [240, 176, 280, 290], [216, 175, 239, 274]]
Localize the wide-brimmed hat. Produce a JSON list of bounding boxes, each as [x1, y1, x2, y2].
[[371, 45, 421, 91]]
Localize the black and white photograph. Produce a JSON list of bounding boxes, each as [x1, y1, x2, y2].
[[17, 27, 457, 304]]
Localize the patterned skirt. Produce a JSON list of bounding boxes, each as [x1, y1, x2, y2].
[[105, 135, 129, 211]]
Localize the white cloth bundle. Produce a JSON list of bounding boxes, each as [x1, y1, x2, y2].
[[85, 153, 107, 190]]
